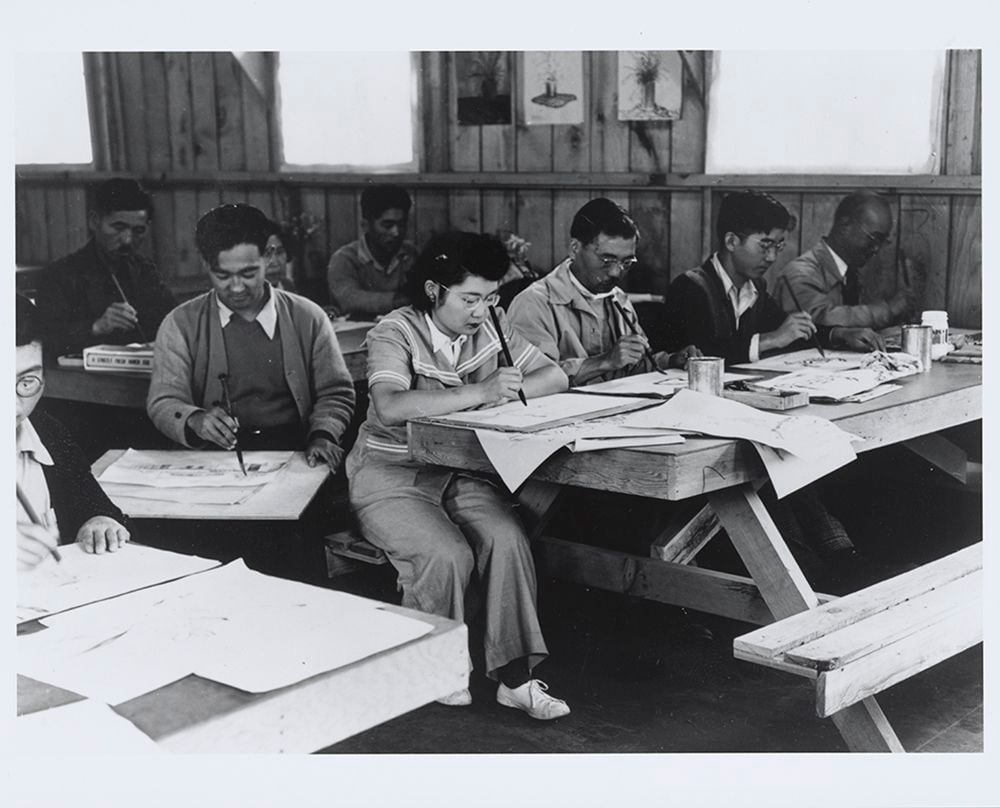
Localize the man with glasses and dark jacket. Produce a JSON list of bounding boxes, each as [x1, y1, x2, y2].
[[772, 192, 919, 345], [508, 198, 700, 386]]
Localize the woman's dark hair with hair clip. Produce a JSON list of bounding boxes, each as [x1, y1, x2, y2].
[[407, 231, 509, 312]]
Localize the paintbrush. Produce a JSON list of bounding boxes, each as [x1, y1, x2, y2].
[[612, 299, 665, 373], [782, 277, 826, 359], [487, 305, 527, 406], [217, 373, 247, 475]]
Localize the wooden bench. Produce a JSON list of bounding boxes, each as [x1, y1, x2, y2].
[[733, 543, 981, 746]]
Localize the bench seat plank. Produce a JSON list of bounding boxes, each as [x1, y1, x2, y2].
[[786, 570, 981, 672], [733, 544, 981, 663], [817, 596, 981, 717]]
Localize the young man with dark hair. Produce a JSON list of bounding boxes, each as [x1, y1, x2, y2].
[[508, 197, 700, 386], [147, 203, 355, 470], [16, 294, 131, 570], [663, 191, 865, 580], [36, 177, 176, 358], [326, 184, 416, 318], [662, 190, 873, 365], [772, 191, 917, 341]]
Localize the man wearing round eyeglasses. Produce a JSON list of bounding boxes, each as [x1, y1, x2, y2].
[[508, 198, 700, 386], [774, 192, 920, 339], [16, 295, 132, 570]]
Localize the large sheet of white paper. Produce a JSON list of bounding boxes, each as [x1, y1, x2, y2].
[[473, 412, 686, 490], [621, 389, 859, 495], [580, 370, 758, 398], [732, 349, 868, 372], [15, 699, 162, 754], [101, 483, 261, 507], [623, 389, 858, 463], [20, 560, 434, 704], [429, 393, 652, 433], [97, 449, 293, 488], [17, 543, 221, 624]]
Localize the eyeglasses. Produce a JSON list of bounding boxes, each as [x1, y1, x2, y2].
[[263, 245, 287, 260], [16, 375, 44, 398], [586, 244, 639, 272], [438, 284, 500, 311], [746, 236, 787, 256], [857, 224, 892, 250]]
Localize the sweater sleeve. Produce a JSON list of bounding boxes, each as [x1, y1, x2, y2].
[[146, 309, 204, 447], [304, 307, 356, 445]]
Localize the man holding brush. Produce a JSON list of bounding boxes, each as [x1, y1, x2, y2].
[[36, 178, 176, 360], [147, 203, 354, 471], [16, 295, 131, 570], [508, 198, 700, 386], [773, 192, 917, 344], [662, 190, 874, 366]]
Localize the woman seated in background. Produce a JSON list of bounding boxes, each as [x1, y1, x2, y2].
[[264, 220, 297, 292], [346, 231, 571, 720]]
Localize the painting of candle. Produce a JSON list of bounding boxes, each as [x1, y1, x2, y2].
[[455, 51, 512, 126], [523, 51, 584, 125], [617, 51, 682, 121]]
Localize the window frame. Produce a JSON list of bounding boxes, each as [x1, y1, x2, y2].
[[275, 51, 423, 175], [15, 51, 96, 170], [703, 50, 947, 176]]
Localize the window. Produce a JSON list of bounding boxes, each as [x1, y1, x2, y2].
[[277, 52, 419, 172], [15, 52, 93, 165], [705, 51, 946, 174]]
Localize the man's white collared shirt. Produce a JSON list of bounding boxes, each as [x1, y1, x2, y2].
[[217, 289, 278, 338], [711, 253, 761, 362]]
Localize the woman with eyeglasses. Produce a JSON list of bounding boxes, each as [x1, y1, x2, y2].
[[345, 231, 571, 719], [15, 295, 132, 570]]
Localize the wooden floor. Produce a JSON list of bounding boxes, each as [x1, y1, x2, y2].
[[324, 439, 984, 755]]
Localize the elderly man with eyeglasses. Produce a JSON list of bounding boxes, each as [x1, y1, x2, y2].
[[772, 192, 920, 344], [16, 295, 131, 570], [508, 198, 700, 387]]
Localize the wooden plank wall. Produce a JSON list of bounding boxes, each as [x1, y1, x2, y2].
[[14, 50, 983, 326]]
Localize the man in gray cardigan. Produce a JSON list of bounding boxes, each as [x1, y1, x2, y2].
[[147, 204, 355, 471]]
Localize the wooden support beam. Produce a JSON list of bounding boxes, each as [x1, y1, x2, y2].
[[650, 501, 721, 564], [709, 484, 903, 753], [515, 481, 563, 541], [534, 535, 774, 625]]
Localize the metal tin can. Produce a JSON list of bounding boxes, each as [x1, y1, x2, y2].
[[902, 324, 933, 372], [687, 356, 725, 395]]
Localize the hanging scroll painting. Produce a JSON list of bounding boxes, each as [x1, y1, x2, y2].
[[523, 51, 584, 125], [456, 52, 512, 125], [617, 51, 682, 121]]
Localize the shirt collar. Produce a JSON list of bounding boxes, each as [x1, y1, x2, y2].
[[217, 286, 278, 338], [822, 238, 850, 279], [424, 313, 468, 356], [17, 418, 54, 466], [710, 252, 758, 311]]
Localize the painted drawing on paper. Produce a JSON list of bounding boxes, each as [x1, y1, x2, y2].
[[617, 51, 682, 121], [455, 52, 512, 125]]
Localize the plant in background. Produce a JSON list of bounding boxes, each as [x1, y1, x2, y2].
[[497, 230, 537, 285], [468, 52, 506, 100], [629, 51, 663, 110]]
